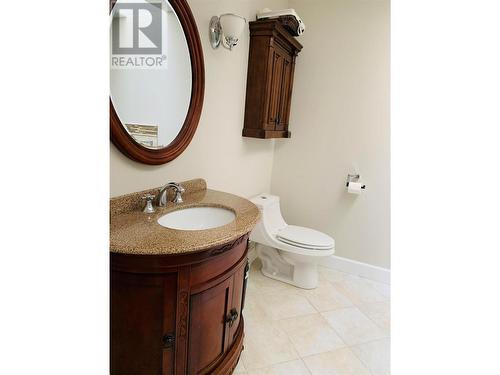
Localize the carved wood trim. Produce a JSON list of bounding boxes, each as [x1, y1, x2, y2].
[[110, 234, 249, 274], [175, 267, 190, 375], [177, 291, 189, 339], [210, 236, 248, 257]]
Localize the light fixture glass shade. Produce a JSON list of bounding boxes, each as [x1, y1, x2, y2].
[[219, 13, 246, 50]]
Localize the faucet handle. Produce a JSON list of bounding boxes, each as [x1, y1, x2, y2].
[[142, 194, 156, 213], [170, 182, 186, 203], [172, 189, 184, 204]]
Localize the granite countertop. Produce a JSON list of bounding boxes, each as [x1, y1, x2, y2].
[[110, 179, 261, 255]]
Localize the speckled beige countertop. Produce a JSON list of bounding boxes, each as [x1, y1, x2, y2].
[[110, 179, 261, 255]]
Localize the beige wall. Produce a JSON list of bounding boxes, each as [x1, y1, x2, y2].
[[110, 0, 288, 198], [270, 0, 390, 268]]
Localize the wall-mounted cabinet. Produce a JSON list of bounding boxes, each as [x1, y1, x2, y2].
[[242, 19, 303, 139]]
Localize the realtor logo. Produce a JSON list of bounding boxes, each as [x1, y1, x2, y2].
[[111, 1, 167, 69]]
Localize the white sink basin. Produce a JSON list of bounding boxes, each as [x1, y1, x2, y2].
[[157, 206, 236, 230]]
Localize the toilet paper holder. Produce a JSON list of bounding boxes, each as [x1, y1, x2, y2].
[[346, 174, 366, 189]]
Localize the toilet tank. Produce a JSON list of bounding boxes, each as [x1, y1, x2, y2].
[[250, 194, 280, 209], [250, 194, 287, 243]]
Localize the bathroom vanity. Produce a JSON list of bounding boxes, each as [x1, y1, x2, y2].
[[110, 179, 260, 375]]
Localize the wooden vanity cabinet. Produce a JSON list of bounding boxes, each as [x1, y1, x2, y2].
[[111, 235, 249, 375], [242, 19, 303, 139]]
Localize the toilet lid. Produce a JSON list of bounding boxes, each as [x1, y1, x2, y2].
[[276, 225, 334, 249]]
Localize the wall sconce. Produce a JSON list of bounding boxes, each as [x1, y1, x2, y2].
[[209, 13, 247, 50]]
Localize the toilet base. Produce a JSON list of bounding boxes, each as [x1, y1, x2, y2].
[[257, 244, 320, 289]]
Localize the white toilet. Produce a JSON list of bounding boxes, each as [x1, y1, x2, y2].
[[250, 194, 335, 289]]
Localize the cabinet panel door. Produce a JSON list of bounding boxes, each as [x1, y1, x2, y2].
[[228, 261, 247, 344], [188, 277, 233, 375], [111, 272, 177, 375], [267, 50, 284, 129], [277, 55, 292, 131], [162, 276, 178, 375]]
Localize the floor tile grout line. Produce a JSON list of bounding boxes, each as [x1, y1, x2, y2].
[[327, 279, 389, 305], [239, 358, 313, 374], [320, 303, 390, 338], [274, 314, 344, 361], [241, 313, 303, 371], [277, 311, 322, 322], [242, 355, 302, 372], [317, 265, 391, 287], [347, 338, 391, 375], [299, 357, 313, 375], [350, 300, 391, 334], [348, 336, 391, 348], [316, 312, 349, 348], [319, 306, 389, 347], [318, 268, 390, 300], [300, 346, 374, 375], [300, 284, 358, 314], [321, 292, 382, 314], [317, 311, 350, 348], [276, 315, 312, 362]]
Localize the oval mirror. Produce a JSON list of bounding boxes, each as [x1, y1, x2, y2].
[[110, 0, 204, 165]]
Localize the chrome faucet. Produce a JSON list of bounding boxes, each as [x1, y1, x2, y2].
[[156, 182, 185, 206]]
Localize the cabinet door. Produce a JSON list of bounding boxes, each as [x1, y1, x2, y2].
[[187, 277, 234, 375], [228, 261, 247, 344], [266, 49, 285, 129], [111, 272, 177, 375], [162, 276, 178, 375], [276, 54, 292, 131]]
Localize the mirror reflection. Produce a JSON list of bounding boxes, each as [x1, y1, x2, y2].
[[110, 0, 192, 149]]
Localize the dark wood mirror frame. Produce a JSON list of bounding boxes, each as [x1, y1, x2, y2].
[[110, 0, 205, 165]]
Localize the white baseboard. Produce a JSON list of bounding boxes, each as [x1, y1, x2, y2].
[[249, 240, 390, 284], [321, 255, 390, 284]]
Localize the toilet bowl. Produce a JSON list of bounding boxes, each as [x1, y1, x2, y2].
[[250, 194, 335, 289]]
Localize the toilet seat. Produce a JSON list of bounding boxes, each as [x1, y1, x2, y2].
[[277, 237, 333, 250], [276, 225, 334, 250]]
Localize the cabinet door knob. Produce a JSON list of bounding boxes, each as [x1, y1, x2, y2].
[[225, 308, 239, 327], [162, 333, 175, 348]]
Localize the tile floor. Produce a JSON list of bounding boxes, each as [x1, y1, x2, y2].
[[234, 260, 390, 375]]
